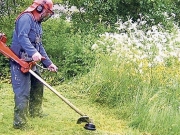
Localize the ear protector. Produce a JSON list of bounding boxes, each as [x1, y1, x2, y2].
[[36, 0, 46, 13]]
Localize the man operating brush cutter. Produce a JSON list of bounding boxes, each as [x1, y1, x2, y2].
[[0, 33, 96, 131], [0, 0, 96, 129], [9, 0, 58, 130]]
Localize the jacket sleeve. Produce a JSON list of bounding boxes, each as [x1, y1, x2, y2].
[[16, 14, 37, 57], [39, 44, 52, 67]]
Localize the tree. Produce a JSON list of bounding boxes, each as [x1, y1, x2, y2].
[[62, 0, 179, 28], [0, 0, 31, 23]]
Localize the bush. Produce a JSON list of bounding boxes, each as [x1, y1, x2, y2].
[[42, 18, 97, 84], [64, 0, 179, 31], [0, 0, 32, 82]]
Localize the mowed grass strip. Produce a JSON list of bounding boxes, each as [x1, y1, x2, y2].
[[0, 83, 144, 135]]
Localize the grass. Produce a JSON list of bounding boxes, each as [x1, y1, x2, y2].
[[77, 53, 180, 135], [0, 82, 145, 135], [1, 9, 179, 135], [87, 15, 180, 135]]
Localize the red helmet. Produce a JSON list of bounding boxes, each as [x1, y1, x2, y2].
[[25, 0, 53, 13], [22, 0, 54, 22]]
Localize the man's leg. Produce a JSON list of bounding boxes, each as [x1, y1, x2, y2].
[[10, 62, 30, 129], [29, 70, 44, 117]]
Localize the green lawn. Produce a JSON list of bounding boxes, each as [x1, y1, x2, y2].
[[0, 83, 144, 135]]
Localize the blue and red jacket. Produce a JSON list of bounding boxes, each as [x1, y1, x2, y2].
[[10, 12, 52, 67]]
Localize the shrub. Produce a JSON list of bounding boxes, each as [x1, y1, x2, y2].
[[42, 18, 96, 84], [63, 0, 179, 31], [0, 0, 31, 82]]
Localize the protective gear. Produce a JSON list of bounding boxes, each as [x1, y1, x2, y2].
[[39, 11, 54, 22], [25, 0, 53, 12], [16, 0, 54, 23], [32, 51, 42, 61], [25, 0, 54, 22], [48, 63, 58, 72]]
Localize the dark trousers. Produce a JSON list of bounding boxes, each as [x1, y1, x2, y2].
[[10, 61, 43, 126]]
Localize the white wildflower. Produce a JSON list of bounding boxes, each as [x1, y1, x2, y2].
[[148, 63, 152, 68], [163, 12, 168, 17], [154, 56, 164, 63], [171, 13, 176, 18], [152, 25, 158, 32], [91, 44, 99, 50]]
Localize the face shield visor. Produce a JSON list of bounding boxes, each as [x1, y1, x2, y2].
[[39, 8, 54, 22]]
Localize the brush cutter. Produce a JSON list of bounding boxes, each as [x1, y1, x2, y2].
[[0, 33, 96, 131]]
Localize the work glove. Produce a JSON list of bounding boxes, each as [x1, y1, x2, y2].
[[48, 63, 58, 72], [32, 52, 42, 62]]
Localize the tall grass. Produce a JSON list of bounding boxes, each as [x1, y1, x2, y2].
[[80, 14, 180, 135]]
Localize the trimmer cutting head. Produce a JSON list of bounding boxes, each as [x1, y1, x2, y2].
[[77, 116, 96, 131], [77, 116, 90, 124], [84, 123, 96, 131]]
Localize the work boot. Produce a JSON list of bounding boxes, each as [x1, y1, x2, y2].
[[29, 112, 48, 118], [13, 123, 33, 131], [13, 101, 29, 130], [13, 123, 25, 129]]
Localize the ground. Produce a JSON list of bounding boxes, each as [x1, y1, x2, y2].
[[0, 83, 146, 135]]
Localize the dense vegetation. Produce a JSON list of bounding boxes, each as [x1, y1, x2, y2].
[[63, 0, 180, 29], [1, 0, 180, 134]]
